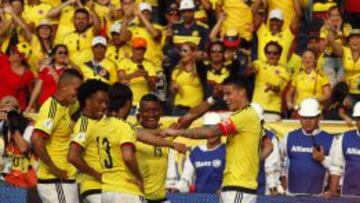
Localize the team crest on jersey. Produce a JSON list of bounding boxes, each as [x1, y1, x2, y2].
[[192, 30, 199, 36], [212, 159, 222, 168], [76, 132, 86, 143], [43, 118, 54, 130], [99, 69, 107, 77]]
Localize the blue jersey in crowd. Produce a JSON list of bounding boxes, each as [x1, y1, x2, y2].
[[257, 129, 275, 195], [341, 130, 360, 196], [287, 129, 333, 194], [189, 144, 226, 193]]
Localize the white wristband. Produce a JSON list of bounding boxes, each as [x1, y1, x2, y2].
[[206, 96, 215, 105]]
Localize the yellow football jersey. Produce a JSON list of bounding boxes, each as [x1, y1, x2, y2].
[[252, 60, 290, 113], [98, 117, 143, 196], [79, 58, 118, 84], [221, 106, 262, 190], [257, 24, 295, 66], [34, 97, 76, 180], [172, 68, 204, 108], [62, 28, 94, 63], [291, 70, 330, 105], [53, 5, 76, 45], [106, 44, 132, 64], [71, 116, 102, 195], [342, 46, 360, 94], [207, 67, 230, 84], [220, 0, 253, 41], [135, 122, 171, 200], [118, 58, 157, 105]]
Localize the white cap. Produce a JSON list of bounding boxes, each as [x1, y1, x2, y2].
[[298, 98, 321, 117], [92, 36, 107, 47], [139, 2, 152, 12], [110, 22, 121, 34], [353, 102, 360, 117], [269, 9, 284, 21], [203, 112, 222, 125], [179, 0, 195, 11], [251, 103, 264, 120]]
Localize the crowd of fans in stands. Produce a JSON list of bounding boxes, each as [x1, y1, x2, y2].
[[0, 0, 360, 202]]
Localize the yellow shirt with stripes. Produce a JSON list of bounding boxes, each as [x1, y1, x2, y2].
[[172, 68, 204, 108], [342, 46, 360, 94], [219, 0, 253, 41], [34, 97, 76, 180], [291, 70, 329, 105], [62, 28, 94, 63], [98, 117, 143, 196], [252, 60, 290, 113], [135, 122, 170, 200], [220, 106, 262, 190], [79, 58, 118, 84], [71, 116, 102, 195], [207, 67, 230, 84], [257, 24, 295, 66], [118, 58, 157, 105]]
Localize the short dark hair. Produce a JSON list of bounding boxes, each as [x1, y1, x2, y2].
[[77, 79, 109, 108], [75, 8, 90, 17], [208, 41, 225, 53], [108, 83, 133, 112], [264, 41, 283, 55], [222, 75, 253, 100], [139, 94, 160, 109], [58, 69, 84, 86]]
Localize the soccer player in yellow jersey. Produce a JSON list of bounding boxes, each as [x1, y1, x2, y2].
[[100, 83, 186, 203], [162, 76, 262, 203], [31, 69, 83, 203], [67, 79, 110, 203], [136, 94, 172, 202]]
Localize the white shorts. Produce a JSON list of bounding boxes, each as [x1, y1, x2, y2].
[[83, 192, 101, 203], [37, 181, 79, 203], [220, 191, 257, 203], [102, 192, 145, 203]]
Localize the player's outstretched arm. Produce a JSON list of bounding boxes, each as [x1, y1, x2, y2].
[[162, 125, 223, 140], [136, 129, 187, 154]]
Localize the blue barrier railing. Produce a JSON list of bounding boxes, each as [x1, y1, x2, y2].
[[1, 185, 360, 203]]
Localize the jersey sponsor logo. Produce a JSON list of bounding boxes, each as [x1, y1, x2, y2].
[[194, 160, 222, 168], [291, 145, 313, 153], [212, 159, 222, 168], [43, 118, 54, 130], [346, 148, 360, 155], [75, 132, 86, 143]]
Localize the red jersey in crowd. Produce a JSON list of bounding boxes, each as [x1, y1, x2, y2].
[[0, 55, 34, 110], [345, 0, 360, 12], [37, 65, 66, 105]]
